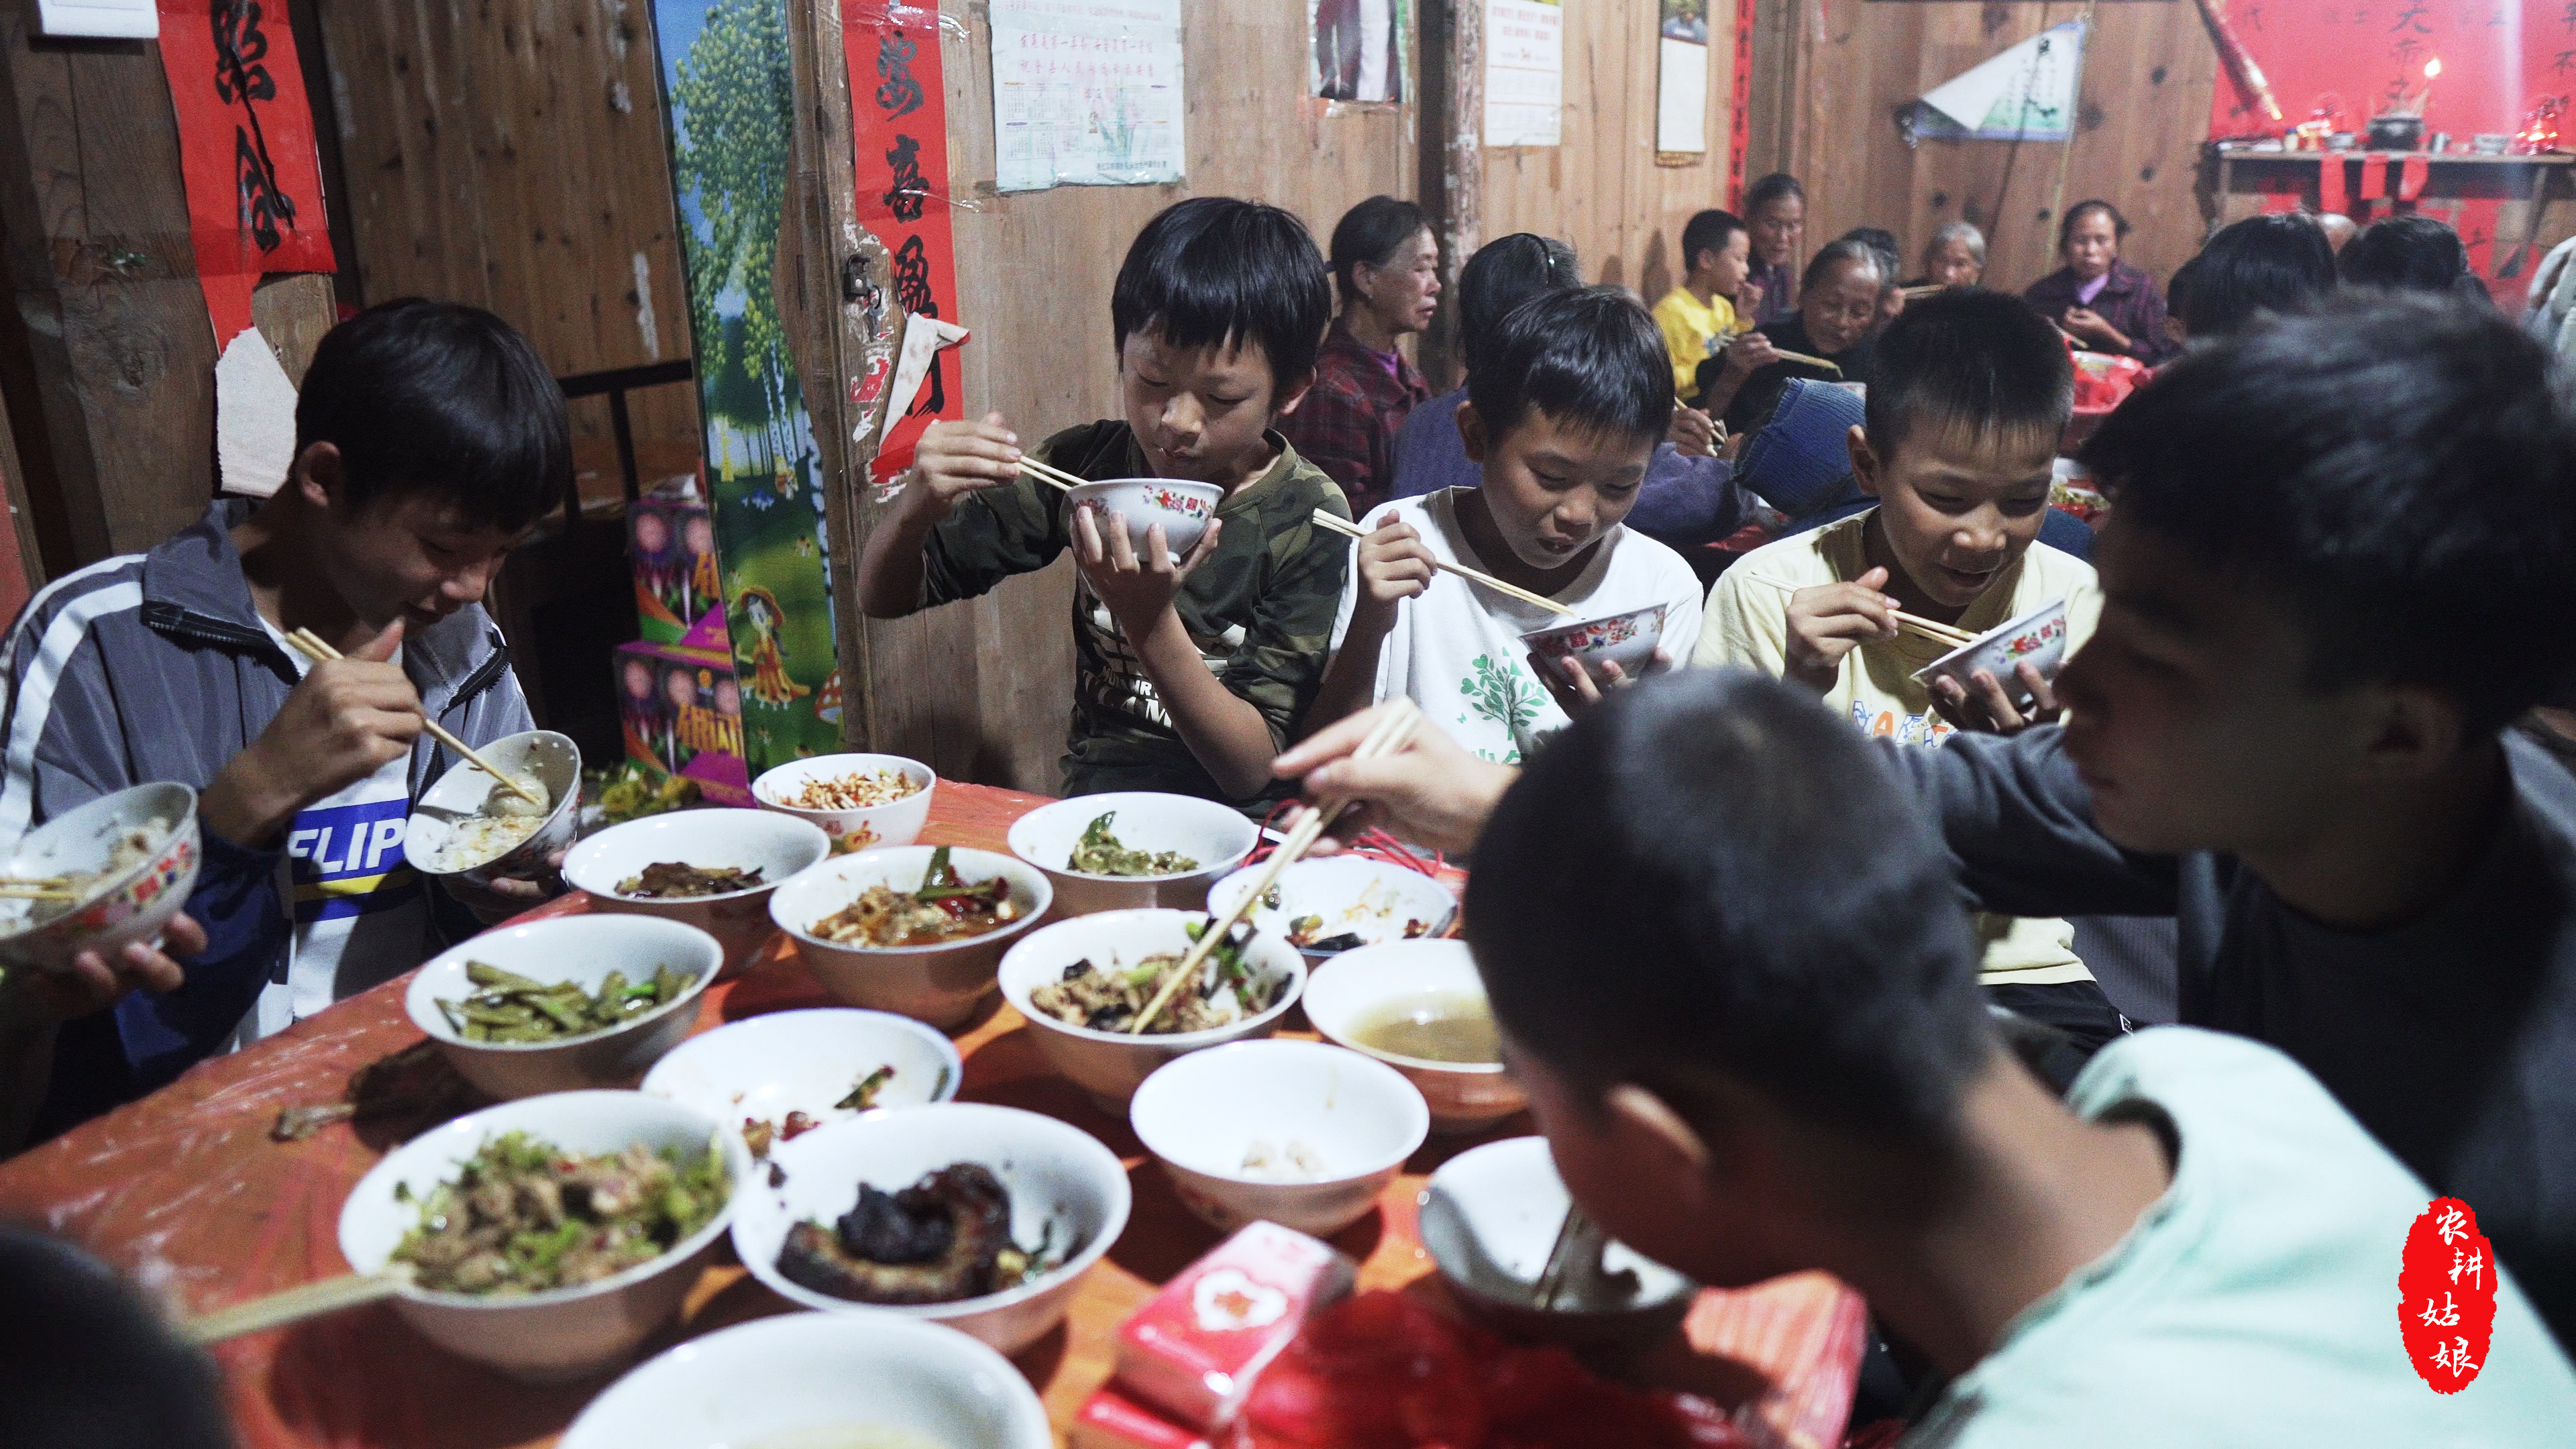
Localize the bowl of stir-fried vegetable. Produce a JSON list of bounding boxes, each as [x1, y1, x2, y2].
[[996, 907, 1307, 1108], [768, 844, 1052, 1028], [405, 915, 722, 1099], [562, 808, 830, 976], [1004, 792, 1258, 917], [337, 1089, 750, 1381]]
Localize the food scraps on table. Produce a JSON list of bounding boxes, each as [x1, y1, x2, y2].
[[775, 1163, 1067, 1306], [390, 1130, 729, 1295], [434, 959, 697, 1043], [1069, 811, 1200, 877], [614, 861, 765, 898], [270, 1039, 482, 1142], [1028, 920, 1277, 1034], [774, 769, 920, 811], [805, 847, 1020, 947]]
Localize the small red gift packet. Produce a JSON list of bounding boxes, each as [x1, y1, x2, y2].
[[1114, 1221, 1359, 1430]]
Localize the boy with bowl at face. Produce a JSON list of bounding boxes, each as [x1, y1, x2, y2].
[[1462, 672, 2576, 1444], [1304, 287, 1705, 764], [1693, 290, 2120, 1060], [855, 197, 1350, 814]]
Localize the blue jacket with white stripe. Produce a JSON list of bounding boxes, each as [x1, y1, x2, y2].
[[0, 500, 531, 1137]]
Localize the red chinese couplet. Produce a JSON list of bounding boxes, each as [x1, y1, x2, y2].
[[1727, 0, 1755, 211], [2398, 1195, 2497, 1395], [156, 0, 337, 344], [845, 0, 963, 486]]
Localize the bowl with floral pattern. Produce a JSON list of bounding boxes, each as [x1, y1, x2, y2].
[[1908, 597, 2070, 710], [0, 781, 201, 975], [1518, 602, 1667, 683], [1067, 478, 1224, 560]]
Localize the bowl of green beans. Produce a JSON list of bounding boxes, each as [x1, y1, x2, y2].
[[405, 914, 723, 1100]]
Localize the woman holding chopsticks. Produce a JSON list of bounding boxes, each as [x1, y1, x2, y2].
[[0, 301, 566, 1148], [1698, 239, 1887, 437]]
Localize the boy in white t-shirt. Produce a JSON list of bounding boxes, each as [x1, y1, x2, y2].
[[1311, 286, 1705, 765], [1694, 290, 2118, 1059]]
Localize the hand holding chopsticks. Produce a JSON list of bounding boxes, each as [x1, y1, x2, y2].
[[278, 629, 545, 807], [1742, 574, 1976, 649], [1129, 700, 1425, 1034], [1311, 510, 1575, 616]]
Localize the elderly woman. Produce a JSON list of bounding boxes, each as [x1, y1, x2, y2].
[[1699, 238, 1884, 435], [1907, 221, 1986, 290], [1279, 195, 1440, 516], [2023, 200, 2175, 365], [1739, 172, 1807, 327]]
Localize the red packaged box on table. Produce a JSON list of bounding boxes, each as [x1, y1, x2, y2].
[[1112, 1221, 1358, 1432]]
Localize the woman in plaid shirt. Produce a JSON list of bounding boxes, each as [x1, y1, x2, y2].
[[1281, 196, 1440, 517]]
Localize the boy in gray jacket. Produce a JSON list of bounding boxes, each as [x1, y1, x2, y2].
[[0, 300, 567, 1144]]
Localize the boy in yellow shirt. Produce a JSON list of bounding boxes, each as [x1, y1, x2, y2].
[[1693, 290, 2119, 1058], [1651, 210, 1749, 398]]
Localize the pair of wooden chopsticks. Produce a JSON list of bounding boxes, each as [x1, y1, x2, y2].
[[278, 629, 547, 807], [1016, 453, 1083, 493], [0, 882, 76, 900], [1743, 575, 1975, 649], [1309, 510, 1576, 616], [1898, 284, 1949, 301], [1715, 329, 1843, 376], [178, 1266, 413, 1345], [1129, 700, 1424, 1034]]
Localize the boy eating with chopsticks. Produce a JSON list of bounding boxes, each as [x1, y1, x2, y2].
[[1693, 290, 2122, 1059], [1303, 286, 1705, 764], [0, 301, 561, 1145], [854, 197, 1349, 812]]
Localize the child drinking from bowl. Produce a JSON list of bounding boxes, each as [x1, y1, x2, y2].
[[0, 301, 564, 1146], [1692, 290, 2119, 1061], [853, 198, 1348, 815], [1304, 287, 1705, 765]]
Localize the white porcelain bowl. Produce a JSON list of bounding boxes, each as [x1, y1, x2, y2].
[[1419, 1136, 1698, 1360], [752, 753, 938, 855], [1067, 477, 1224, 559], [1909, 596, 2072, 711], [559, 1311, 1051, 1449], [1130, 1040, 1428, 1238], [998, 908, 1305, 1109], [1006, 792, 1258, 917], [767, 845, 1051, 1028], [0, 782, 201, 975], [641, 1008, 965, 1153], [1519, 602, 1668, 684], [1207, 855, 1458, 965], [337, 1090, 751, 1382], [404, 916, 722, 1100], [405, 730, 583, 886], [1303, 939, 1526, 1134], [731, 1102, 1131, 1356], [562, 808, 829, 977]]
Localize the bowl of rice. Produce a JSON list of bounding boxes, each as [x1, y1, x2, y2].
[[753, 753, 936, 855], [404, 731, 582, 888], [0, 781, 201, 975]]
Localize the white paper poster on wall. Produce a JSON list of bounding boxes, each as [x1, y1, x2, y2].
[[991, 0, 1185, 191], [1484, 0, 1562, 148], [1657, 38, 1708, 155], [1902, 19, 2086, 143]]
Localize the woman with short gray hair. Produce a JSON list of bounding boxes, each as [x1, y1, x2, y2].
[[1909, 221, 1986, 290]]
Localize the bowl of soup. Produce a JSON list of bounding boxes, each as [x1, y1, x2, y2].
[[1301, 939, 1525, 1134]]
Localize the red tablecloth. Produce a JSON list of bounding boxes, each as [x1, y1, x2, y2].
[[0, 781, 1866, 1448]]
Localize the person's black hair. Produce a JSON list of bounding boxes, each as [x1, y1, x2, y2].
[[2057, 199, 2129, 252], [1456, 233, 1579, 360], [294, 299, 571, 534], [1113, 196, 1334, 394], [1865, 290, 2073, 458], [2339, 214, 2483, 302], [0, 1228, 235, 1449], [1464, 285, 1669, 446], [1800, 238, 1884, 295], [1464, 672, 1996, 1138], [1744, 172, 1805, 216], [2165, 254, 2201, 331], [1678, 209, 1747, 275], [2176, 214, 2337, 339], [2080, 292, 2576, 736], [1327, 195, 1432, 308]]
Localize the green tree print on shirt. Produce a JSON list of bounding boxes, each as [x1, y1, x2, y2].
[[1458, 653, 1544, 763]]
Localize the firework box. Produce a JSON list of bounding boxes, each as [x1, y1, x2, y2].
[[628, 486, 729, 654], [613, 640, 751, 806], [1072, 1387, 1215, 1449], [1112, 1221, 1357, 1431]]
